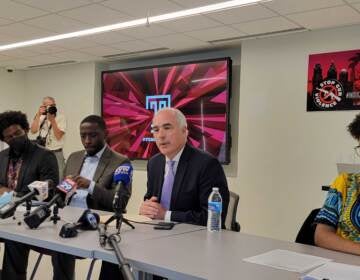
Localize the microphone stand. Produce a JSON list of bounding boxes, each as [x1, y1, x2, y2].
[[100, 190, 135, 280], [108, 234, 134, 280], [103, 191, 134, 233]]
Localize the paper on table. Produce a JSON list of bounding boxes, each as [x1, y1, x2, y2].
[[304, 262, 360, 280], [100, 214, 151, 226], [243, 249, 332, 273]]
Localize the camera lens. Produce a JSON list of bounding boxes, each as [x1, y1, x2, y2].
[[47, 106, 57, 115]]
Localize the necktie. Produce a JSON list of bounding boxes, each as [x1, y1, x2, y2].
[[161, 160, 175, 210]]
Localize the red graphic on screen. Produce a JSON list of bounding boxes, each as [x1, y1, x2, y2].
[[307, 49, 360, 111], [102, 59, 231, 163]]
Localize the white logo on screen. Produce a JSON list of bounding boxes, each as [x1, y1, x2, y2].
[[146, 95, 171, 113]]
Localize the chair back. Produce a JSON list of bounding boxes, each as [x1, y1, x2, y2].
[[295, 208, 320, 245], [225, 191, 241, 232]]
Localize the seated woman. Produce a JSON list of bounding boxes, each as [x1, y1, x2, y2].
[[314, 113, 360, 254]]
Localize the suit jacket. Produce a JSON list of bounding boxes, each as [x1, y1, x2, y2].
[[145, 144, 229, 226], [63, 146, 131, 212], [0, 141, 59, 196]]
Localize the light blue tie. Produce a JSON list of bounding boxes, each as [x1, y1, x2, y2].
[[161, 160, 175, 210]]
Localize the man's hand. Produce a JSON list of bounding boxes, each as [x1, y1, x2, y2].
[[0, 186, 12, 196], [38, 105, 46, 116], [139, 196, 166, 220], [72, 175, 91, 189], [47, 113, 56, 123]]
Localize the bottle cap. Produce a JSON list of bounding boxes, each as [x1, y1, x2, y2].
[[212, 187, 219, 191]]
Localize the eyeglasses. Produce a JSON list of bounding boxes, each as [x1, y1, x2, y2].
[[354, 145, 360, 158]]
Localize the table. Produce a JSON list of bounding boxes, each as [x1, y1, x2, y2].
[[1, 206, 360, 280], [94, 227, 360, 280]]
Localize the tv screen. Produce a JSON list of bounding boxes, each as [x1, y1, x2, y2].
[[102, 57, 231, 164]]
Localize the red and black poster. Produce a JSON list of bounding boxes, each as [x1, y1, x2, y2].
[[307, 49, 360, 111]]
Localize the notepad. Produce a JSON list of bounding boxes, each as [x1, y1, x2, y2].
[[243, 249, 332, 273], [304, 262, 360, 280]]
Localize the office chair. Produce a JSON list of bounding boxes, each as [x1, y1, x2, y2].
[[225, 191, 241, 232], [295, 208, 320, 246]]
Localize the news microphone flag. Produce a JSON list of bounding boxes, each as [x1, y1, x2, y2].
[[113, 163, 133, 186]]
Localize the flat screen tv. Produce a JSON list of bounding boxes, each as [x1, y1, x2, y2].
[[101, 57, 231, 164]]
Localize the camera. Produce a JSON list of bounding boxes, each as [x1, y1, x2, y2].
[[36, 136, 46, 147], [42, 105, 57, 115]]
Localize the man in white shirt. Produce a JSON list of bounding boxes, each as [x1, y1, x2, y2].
[[57, 114, 132, 280], [30, 96, 66, 178]]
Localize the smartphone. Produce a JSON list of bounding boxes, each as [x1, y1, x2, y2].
[[154, 222, 175, 230]]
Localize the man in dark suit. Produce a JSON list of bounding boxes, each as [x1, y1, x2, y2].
[[59, 115, 132, 280], [139, 108, 229, 226], [0, 110, 59, 280]]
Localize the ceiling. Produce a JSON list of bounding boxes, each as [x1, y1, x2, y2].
[[0, 0, 360, 69]]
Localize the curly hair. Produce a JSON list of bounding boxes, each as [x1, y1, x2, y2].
[[348, 113, 360, 140], [0, 111, 29, 141]]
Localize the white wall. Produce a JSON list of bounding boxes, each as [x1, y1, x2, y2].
[[2, 24, 360, 243], [237, 25, 360, 241], [0, 68, 25, 150]]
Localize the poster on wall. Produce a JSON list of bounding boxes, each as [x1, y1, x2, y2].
[[307, 49, 360, 111]]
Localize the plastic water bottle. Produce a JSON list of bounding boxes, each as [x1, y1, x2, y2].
[[207, 187, 222, 232]]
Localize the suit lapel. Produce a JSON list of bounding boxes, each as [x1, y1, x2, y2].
[[0, 150, 10, 185], [16, 143, 33, 190], [170, 145, 191, 209], [93, 147, 110, 183], [75, 153, 86, 175]]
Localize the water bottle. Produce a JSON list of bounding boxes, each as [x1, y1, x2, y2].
[[207, 187, 222, 232]]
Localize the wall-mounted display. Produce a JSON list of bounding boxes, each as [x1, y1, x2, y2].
[[102, 57, 232, 163]]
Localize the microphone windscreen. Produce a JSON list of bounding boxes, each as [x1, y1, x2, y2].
[[113, 163, 133, 186], [56, 178, 77, 204], [28, 181, 49, 201], [78, 209, 99, 230]]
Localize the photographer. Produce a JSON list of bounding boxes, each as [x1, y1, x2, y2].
[[30, 96, 66, 178]]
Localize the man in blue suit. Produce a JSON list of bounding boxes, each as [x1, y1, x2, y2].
[[139, 108, 229, 226]]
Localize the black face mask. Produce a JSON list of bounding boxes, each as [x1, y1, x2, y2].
[[9, 135, 28, 156]]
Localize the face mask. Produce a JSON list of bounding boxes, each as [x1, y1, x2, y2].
[[9, 135, 28, 155]]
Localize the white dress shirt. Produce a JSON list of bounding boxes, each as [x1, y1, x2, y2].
[[69, 145, 106, 209]]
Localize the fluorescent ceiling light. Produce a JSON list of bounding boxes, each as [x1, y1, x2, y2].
[[150, 0, 264, 23], [0, 0, 267, 52]]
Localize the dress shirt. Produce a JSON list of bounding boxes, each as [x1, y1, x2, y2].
[[164, 146, 184, 222], [69, 145, 106, 208]]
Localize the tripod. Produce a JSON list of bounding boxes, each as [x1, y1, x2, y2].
[[103, 211, 134, 233], [103, 191, 135, 233]]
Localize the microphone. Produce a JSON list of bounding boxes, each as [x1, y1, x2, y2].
[[0, 180, 50, 219], [56, 178, 77, 206], [112, 163, 133, 211], [59, 210, 100, 238], [28, 180, 50, 201], [23, 178, 77, 229]]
